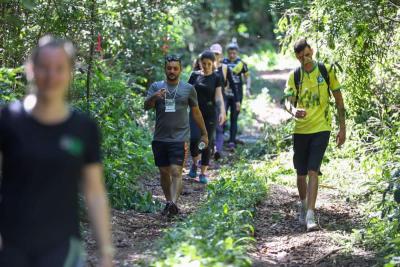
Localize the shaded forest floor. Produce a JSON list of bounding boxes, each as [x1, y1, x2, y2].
[[249, 183, 376, 266], [83, 68, 378, 266]]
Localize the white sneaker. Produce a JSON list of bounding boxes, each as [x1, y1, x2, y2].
[[298, 201, 307, 225], [306, 210, 318, 231]]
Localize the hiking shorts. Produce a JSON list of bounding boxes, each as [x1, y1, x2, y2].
[[152, 141, 186, 167], [293, 131, 330, 176]]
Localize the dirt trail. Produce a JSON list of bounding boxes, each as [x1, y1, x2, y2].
[[249, 185, 376, 267], [248, 69, 376, 267]]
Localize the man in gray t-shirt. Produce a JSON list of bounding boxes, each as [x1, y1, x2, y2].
[[147, 80, 197, 142], [144, 55, 208, 217]]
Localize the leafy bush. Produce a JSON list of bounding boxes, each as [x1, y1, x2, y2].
[[71, 64, 159, 211], [152, 161, 268, 266], [0, 67, 25, 103]]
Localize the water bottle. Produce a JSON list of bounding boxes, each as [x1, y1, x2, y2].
[[198, 141, 206, 150]]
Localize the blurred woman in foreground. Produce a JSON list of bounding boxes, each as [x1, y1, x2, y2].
[[0, 36, 114, 267]]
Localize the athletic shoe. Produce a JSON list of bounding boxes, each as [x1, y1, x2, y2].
[[306, 210, 318, 231], [168, 202, 179, 217], [189, 164, 197, 178], [199, 174, 208, 184], [214, 151, 222, 161], [298, 202, 307, 225], [162, 202, 171, 216]]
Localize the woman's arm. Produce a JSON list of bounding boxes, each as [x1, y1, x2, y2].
[[215, 86, 226, 125], [82, 163, 114, 267]]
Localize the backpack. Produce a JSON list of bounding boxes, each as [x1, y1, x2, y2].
[[293, 62, 331, 108]]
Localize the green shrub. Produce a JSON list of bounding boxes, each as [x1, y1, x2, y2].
[[152, 161, 268, 266], [71, 65, 160, 211]]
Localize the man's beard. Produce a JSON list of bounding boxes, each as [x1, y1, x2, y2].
[[167, 74, 179, 81]]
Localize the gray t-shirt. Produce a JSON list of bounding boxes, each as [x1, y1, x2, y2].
[[146, 80, 198, 142]]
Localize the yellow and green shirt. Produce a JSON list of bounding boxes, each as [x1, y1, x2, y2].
[[284, 62, 341, 134]]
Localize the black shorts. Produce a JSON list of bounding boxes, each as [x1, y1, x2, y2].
[[152, 141, 186, 167], [293, 131, 330, 176], [0, 237, 85, 267]]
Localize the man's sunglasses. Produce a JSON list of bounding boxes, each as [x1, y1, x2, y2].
[[165, 55, 182, 63]]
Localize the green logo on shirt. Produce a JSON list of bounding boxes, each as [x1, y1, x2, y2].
[[60, 136, 83, 157]]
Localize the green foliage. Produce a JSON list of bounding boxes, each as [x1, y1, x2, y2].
[[0, 0, 196, 82], [152, 161, 268, 266], [71, 64, 159, 211], [0, 67, 25, 103]]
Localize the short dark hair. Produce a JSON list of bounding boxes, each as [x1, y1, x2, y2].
[[31, 35, 76, 68], [200, 50, 215, 62], [294, 38, 311, 54], [165, 54, 182, 68]]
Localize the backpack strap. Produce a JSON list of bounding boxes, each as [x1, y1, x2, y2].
[[317, 62, 331, 98], [293, 67, 302, 108]]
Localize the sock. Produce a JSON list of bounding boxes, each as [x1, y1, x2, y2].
[[301, 199, 307, 207], [306, 209, 314, 219]]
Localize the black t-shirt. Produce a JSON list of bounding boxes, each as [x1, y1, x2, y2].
[[188, 71, 221, 117], [0, 101, 101, 252]]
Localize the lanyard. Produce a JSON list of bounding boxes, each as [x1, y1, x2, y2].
[[164, 81, 179, 101]]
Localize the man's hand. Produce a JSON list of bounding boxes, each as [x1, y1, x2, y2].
[[336, 128, 346, 148], [152, 89, 166, 100], [294, 108, 307, 119], [235, 102, 241, 112]]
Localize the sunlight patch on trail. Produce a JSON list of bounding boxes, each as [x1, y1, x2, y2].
[[248, 88, 291, 127]]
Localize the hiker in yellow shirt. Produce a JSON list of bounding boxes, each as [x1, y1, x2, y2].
[[284, 38, 346, 231]]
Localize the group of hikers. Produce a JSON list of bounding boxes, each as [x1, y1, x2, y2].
[[0, 35, 345, 266], [146, 38, 346, 231]]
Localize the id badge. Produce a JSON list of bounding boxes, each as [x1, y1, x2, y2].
[[165, 99, 176, 113]]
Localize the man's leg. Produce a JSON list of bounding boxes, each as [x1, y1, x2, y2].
[[305, 131, 330, 230], [293, 133, 309, 225], [170, 164, 183, 203], [152, 141, 172, 202], [297, 175, 307, 201], [159, 167, 172, 201], [307, 171, 319, 210]]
